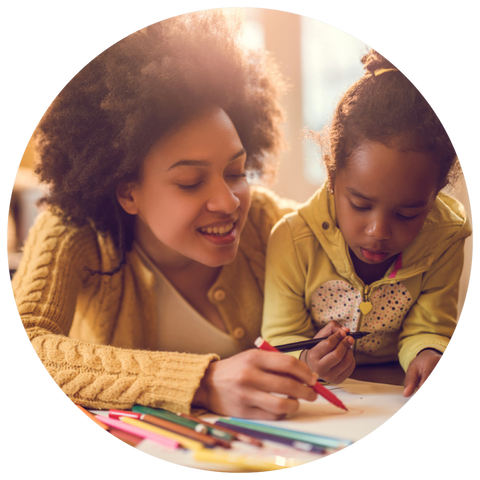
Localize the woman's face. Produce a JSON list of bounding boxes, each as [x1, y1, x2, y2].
[[117, 107, 251, 270]]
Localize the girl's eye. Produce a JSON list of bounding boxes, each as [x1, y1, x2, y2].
[[349, 201, 370, 212], [397, 213, 419, 221]]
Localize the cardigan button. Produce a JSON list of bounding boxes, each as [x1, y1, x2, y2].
[[213, 289, 226, 302], [322, 222, 330, 230], [232, 327, 245, 339]]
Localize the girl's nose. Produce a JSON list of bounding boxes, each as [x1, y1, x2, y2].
[[205, 181, 240, 214], [365, 217, 392, 240]]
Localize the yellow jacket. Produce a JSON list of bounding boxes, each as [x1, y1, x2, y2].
[[12, 187, 296, 413], [262, 184, 472, 371]]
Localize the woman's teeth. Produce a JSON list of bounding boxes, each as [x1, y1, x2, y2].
[[199, 223, 234, 236]]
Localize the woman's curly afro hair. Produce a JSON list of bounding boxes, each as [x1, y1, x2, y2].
[[34, 9, 286, 267], [309, 49, 460, 193]]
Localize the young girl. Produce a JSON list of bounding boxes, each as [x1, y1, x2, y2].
[[261, 49, 472, 397], [12, 10, 320, 420]]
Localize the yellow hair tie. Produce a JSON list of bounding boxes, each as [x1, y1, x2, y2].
[[374, 68, 398, 76]]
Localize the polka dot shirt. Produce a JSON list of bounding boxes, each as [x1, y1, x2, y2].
[[311, 280, 413, 355]]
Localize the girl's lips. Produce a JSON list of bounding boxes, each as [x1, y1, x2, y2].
[[361, 247, 388, 263]]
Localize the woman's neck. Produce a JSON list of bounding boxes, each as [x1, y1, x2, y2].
[[162, 262, 227, 332]]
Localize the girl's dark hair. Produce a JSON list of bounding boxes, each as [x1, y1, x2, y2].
[[34, 9, 286, 274], [309, 49, 460, 192]]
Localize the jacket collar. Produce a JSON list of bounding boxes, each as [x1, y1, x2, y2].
[[298, 183, 471, 282]]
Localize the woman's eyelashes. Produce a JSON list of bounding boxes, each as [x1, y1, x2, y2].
[[176, 181, 204, 190], [349, 201, 420, 221], [175, 172, 246, 190]]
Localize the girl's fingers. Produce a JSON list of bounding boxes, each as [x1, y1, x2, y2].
[[310, 330, 344, 358], [314, 320, 343, 338], [306, 334, 355, 381]]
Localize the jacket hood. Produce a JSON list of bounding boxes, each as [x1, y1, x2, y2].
[[298, 183, 472, 281]]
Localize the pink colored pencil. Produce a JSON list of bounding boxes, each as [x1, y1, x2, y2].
[[254, 337, 348, 411], [95, 415, 180, 449]]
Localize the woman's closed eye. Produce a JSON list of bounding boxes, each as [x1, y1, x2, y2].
[[176, 181, 204, 190], [227, 173, 246, 179], [175, 173, 245, 190]]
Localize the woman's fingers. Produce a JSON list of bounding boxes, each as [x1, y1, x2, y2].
[[193, 349, 320, 418]]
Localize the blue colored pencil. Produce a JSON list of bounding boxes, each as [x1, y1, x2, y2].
[[215, 421, 325, 454]]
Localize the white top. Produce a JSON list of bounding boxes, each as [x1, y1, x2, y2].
[[134, 242, 239, 359]]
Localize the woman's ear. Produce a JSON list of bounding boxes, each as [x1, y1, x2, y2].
[[116, 182, 139, 215]]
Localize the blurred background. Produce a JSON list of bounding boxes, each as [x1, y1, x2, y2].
[[7, 7, 472, 313]]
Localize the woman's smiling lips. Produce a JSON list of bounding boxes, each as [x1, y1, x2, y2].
[[360, 247, 389, 263], [198, 221, 237, 245]]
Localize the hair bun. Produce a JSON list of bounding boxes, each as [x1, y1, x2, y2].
[[361, 49, 397, 75]]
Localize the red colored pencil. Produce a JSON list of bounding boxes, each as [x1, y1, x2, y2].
[[254, 337, 348, 411]]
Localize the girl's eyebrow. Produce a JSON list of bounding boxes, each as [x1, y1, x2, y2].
[[346, 186, 428, 208], [346, 186, 372, 201], [167, 148, 246, 171]]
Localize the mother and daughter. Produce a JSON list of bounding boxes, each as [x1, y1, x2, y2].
[[13, 10, 471, 420]]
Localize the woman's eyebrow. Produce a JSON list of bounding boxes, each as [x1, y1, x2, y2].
[[167, 159, 209, 170], [167, 148, 246, 171]]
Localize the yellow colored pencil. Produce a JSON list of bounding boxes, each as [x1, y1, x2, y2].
[[193, 449, 302, 471], [120, 417, 204, 451]]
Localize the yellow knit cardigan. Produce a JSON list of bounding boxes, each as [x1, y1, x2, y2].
[[12, 187, 296, 413]]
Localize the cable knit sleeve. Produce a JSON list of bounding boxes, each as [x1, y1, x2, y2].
[[12, 211, 217, 413]]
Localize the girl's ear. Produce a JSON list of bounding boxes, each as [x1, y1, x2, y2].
[[116, 182, 139, 215]]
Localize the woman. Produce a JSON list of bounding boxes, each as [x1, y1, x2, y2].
[[13, 9, 323, 420]]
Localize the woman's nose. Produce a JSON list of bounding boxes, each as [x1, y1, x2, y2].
[[365, 217, 392, 240], [205, 181, 240, 214]]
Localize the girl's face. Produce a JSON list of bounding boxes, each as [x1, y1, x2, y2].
[[333, 141, 440, 269], [117, 107, 251, 270]]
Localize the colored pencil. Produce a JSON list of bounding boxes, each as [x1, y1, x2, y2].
[[221, 418, 352, 449], [94, 415, 179, 449], [119, 416, 205, 450], [111, 409, 224, 447], [254, 337, 348, 411], [179, 413, 263, 447], [132, 405, 234, 442], [215, 420, 326, 454], [273, 331, 370, 352]]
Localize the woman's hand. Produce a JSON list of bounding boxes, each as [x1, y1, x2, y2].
[[403, 348, 442, 397], [300, 321, 356, 384], [192, 349, 318, 419]]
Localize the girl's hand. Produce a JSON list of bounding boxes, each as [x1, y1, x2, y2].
[[192, 349, 318, 419], [403, 348, 442, 397], [300, 321, 356, 383]]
